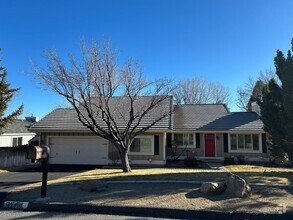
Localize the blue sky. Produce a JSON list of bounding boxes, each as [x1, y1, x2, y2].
[[1, 0, 293, 118]]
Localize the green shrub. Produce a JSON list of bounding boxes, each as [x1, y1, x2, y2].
[[224, 157, 235, 165], [184, 156, 198, 168]]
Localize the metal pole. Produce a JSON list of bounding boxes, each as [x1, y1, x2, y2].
[[41, 158, 48, 198]]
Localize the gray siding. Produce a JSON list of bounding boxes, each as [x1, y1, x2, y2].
[[108, 133, 164, 162], [42, 132, 165, 164], [215, 133, 223, 157]]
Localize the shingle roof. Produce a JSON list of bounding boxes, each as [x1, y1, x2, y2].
[[31, 101, 264, 133], [2, 120, 35, 134], [30, 96, 173, 132], [173, 104, 264, 131]]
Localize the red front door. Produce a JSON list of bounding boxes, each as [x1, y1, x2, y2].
[[205, 134, 215, 157]]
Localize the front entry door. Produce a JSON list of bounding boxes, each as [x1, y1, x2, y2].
[[205, 134, 215, 157]]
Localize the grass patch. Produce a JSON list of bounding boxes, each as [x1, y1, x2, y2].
[[225, 165, 293, 185], [12, 168, 227, 192], [0, 169, 8, 173], [52, 168, 226, 184]]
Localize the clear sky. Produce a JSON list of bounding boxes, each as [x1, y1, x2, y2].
[[1, 0, 293, 118]]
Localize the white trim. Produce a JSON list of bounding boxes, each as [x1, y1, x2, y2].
[[162, 132, 166, 161], [2, 133, 36, 136], [166, 155, 224, 161], [46, 135, 109, 145], [128, 135, 154, 156], [197, 156, 224, 161], [172, 130, 265, 134], [228, 133, 262, 153], [108, 159, 166, 165]]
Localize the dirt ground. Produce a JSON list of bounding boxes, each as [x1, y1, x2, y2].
[[7, 182, 293, 215]]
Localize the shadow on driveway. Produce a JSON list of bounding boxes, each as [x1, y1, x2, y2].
[[11, 164, 103, 173]]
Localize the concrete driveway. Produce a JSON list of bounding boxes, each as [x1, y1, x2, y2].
[[0, 165, 98, 205]]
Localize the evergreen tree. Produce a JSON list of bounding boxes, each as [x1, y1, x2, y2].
[[0, 49, 23, 133], [259, 39, 293, 159], [259, 80, 285, 157], [247, 79, 265, 111]]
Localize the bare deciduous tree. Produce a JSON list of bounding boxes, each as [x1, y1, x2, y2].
[[32, 41, 173, 172], [173, 78, 231, 106], [236, 68, 276, 111]]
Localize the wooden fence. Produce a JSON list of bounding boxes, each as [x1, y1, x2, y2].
[[0, 146, 32, 167]]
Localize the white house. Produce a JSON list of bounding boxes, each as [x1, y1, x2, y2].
[[0, 117, 38, 147]]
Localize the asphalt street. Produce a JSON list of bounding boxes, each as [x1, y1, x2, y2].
[[0, 209, 175, 220], [0, 165, 93, 206]]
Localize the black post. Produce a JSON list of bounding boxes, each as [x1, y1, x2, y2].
[[41, 158, 48, 198]]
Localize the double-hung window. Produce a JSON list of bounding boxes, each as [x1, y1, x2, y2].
[[173, 133, 194, 147], [230, 134, 260, 152], [12, 137, 23, 147], [129, 136, 154, 155]]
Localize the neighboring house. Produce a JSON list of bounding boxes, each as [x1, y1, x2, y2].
[[29, 97, 268, 166], [0, 117, 37, 147]]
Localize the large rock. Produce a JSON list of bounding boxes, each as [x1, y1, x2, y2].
[[225, 173, 251, 198], [200, 182, 226, 195]]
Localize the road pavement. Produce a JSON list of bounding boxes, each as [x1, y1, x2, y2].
[[0, 209, 174, 220], [0, 165, 94, 206]]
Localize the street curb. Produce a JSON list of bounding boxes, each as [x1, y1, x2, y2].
[[3, 201, 293, 220], [50, 180, 293, 187]]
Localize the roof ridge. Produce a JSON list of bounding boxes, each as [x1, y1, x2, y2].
[[179, 103, 225, 106]]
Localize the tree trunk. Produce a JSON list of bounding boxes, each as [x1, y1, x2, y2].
[[119, 150, 131, 172]]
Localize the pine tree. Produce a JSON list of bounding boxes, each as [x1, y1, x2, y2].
[[247, 79, 265, 111], [0, 49, 23, 133], [259, 39, 293, 160], [259, 80, 285, 157]]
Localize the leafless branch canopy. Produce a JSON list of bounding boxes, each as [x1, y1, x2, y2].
[[173, 78, 231, 106], [32, 41, 173, 150], [236, 68, 276, 111]]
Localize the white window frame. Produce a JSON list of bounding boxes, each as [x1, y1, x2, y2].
[[228, 133, 262, 153], [129, 135, 154, 155], [172, 133, 195, 148], [12, 137, 23, 147]]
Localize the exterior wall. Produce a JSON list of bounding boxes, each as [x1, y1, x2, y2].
[[108, 133, 165, 165], [41, 132, 166, 165], [215, 133, 224, 157], [0, 133, 36, 147], [223, 152, 270, 161], [166, 133, 204, 158], [41, 132, 95, 145], [166, 132, 267, 161], [224, 132, 269, 161]]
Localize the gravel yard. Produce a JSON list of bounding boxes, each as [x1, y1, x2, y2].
[[7, 182, 293, 215]]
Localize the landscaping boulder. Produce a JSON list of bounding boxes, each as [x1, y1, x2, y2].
[[225, 173, 251, 198], [200, 182, 226, 195]]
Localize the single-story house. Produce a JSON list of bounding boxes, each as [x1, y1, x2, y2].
[[29, 97, 268, 165], [0, 117, 37, 148]]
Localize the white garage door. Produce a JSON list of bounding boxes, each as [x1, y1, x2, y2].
[[48, 136, 108, 165]]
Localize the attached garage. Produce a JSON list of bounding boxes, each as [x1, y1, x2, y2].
[[48, 136, 108, 165]]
